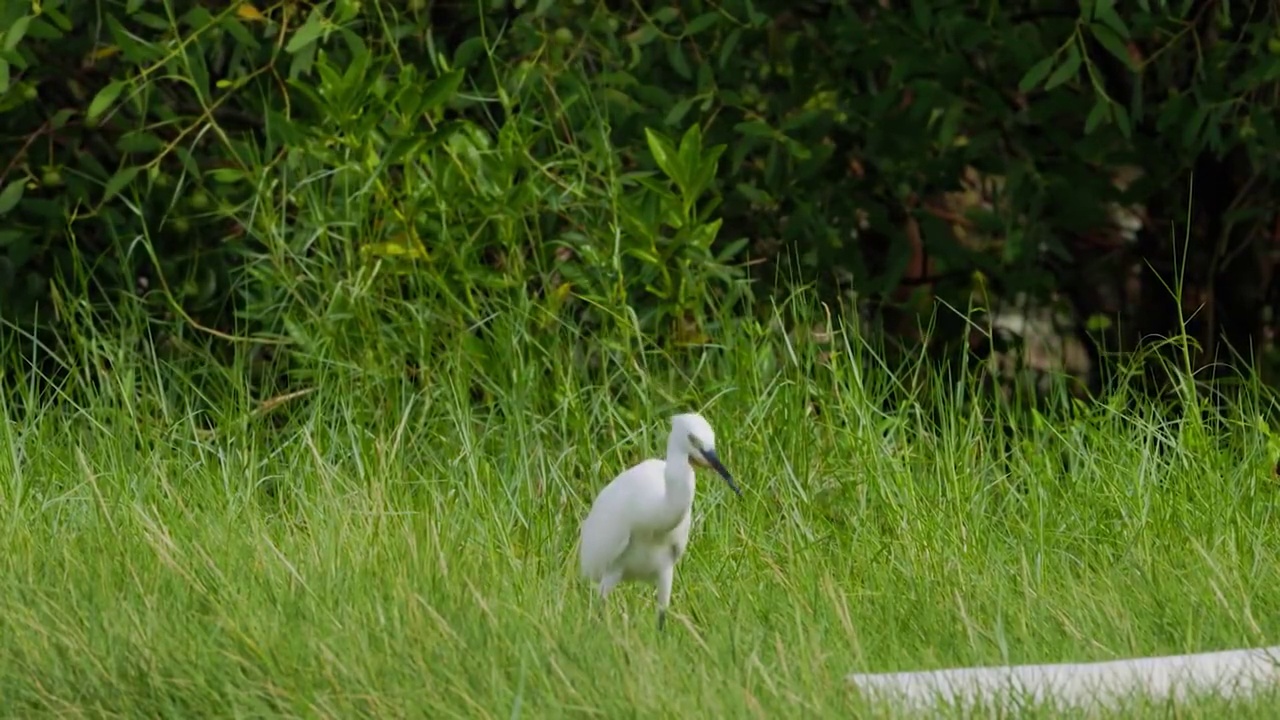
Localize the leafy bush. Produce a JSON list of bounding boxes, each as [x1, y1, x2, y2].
[[3, 0, 1280, 401]]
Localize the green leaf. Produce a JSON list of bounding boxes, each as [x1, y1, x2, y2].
[[1018, 56, 1056, 93], [718, 28, 741, 69], [288, 43, 317, 79], [104, 13, 150, 63], [340, 37, 372, 92], [49, 108, 75, 129], [1112, 102, 1131, 138], [454, 37, 487, 69], [3, 15, 31, 52], [1181, 105, 1208, 149], [653, 7, 680, 24], [733, 120, 775, 138], [418, 69, 464, 114], [1092, 0, 1130, 38], [735, 183, 774, 205], [665, 96, 697, 127], [666, 41, 692, 80], [1089, 23, 1135, 70], [181, 5, 214, 29], [644, 127, 682, 186], [1084, 97, 1110, 134], [88, 80, 127, 121], [132, 11, 168, 31], [624, 24, 660, 46], [631, 174, 677, 201], [220, 16, 259, 48], [285, 10, 326, 54], [182, 45, 212, 103], [22, 16, 60, 40], [782, 136, 811, 160], [697, 63, 714, 93], [716, 236, 749, 263], [677, 123, 703, 183], [379, 137, 422, 171], [693, 217, 723, 248], [210, 168, 246, 184], [937, 103, 964, 147], [102, 166, 139, 203], [685, 13, 719, 36], [116, 130, 164, 154], [692, 144, 725, 201], [264, 109, 305, 149], [1044, 45, 1081, 90], [0, 179, 25, 216]]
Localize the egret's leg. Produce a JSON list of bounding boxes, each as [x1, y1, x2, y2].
[[599, 570, 623, 599], [655, 565, 674, 631], [590, 571, 624, 625]]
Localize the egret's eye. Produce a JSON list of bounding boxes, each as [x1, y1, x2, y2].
[[687, 433, 701, 450]]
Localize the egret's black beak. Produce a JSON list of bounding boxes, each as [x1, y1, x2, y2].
[[700, 449, 741, 496]]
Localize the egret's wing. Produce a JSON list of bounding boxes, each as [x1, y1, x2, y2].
[[579, 516, 630, 580], [579, 484, 632, 579], [578, 460, 662, 579]]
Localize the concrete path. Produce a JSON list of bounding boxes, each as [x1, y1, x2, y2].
[[847, 645, 1280, 712]]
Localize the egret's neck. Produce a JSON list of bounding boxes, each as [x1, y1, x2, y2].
[[662, 434, 695, 517]]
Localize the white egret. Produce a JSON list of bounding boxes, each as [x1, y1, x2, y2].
[[578, 412, 741, 631]]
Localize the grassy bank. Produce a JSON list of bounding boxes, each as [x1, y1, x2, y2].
[[3, 298, 1280, 718]]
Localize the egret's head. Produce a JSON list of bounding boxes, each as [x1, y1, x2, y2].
[[671, 413, 741, 496]]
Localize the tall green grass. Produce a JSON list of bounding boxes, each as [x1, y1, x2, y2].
[[3, 292, 1280, 718]]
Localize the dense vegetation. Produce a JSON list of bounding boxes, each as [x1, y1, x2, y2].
[[4, 0, 1280, 715], [5, 0, 1280, 397]]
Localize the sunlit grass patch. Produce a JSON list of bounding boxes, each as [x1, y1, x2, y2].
[[3, 293, 1280, 717]]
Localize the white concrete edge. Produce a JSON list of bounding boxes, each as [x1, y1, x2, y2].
[[846, 645, 1280, 712]]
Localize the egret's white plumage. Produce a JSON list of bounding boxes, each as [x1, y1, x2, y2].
[[578, 413, 740, 630]]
